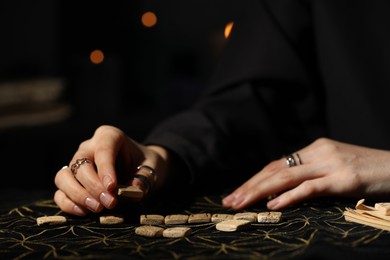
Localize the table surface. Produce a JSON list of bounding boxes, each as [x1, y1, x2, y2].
[[1, 189, 390, 259]]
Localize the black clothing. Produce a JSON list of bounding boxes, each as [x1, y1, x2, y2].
[[145, 0, 390, 189]]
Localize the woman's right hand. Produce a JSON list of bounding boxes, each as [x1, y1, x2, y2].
[[54, 125, 170, 216]]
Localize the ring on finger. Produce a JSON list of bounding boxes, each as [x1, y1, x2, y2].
[[284, 153, 302, 167], [295, 153, 302, 165], [137, 165, 158, 181], [70, 158, 91, 176]]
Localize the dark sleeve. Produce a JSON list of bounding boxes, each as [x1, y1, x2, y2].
[[144, 0, 326, 189]]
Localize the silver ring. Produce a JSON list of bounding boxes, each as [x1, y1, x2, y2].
[[295, 153, 302, 165], [137, 165, 158, 180], [284, 153, 302, 167], [285, 154, 297, 167], [70, 158, 91, 176], [137, 165, 157, 176], [133, 174, 152, 193]]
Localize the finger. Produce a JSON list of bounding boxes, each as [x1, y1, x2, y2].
[[93, 128, 124, 191], [243, 159, 287, 188], [267, 177, 332, 210], [228, 164, 324, 210], [223, 145, 314, 208], [54, 190, 88, 216], [231, 152, 306, 194], [222, 158, 292, 208], [55, 166, 104, 213], [70, 155, 116, 209]]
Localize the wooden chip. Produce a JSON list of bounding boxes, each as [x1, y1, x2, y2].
[[162, 227, 192, 238], [99, 215, 124, 225], [211, 214, 234, 223], [375, 203, 390, 216], [165, 214, 189, 225], [233, 212, 258, 223], [344, 208, 390, 231], [356, 199, 375, 211], [257, 212, 282, 223], [215, 219, 251, 232], [188, 213, 211, 223], [117, 185, 144, 199], [135, 225, 164, 238], [344, 199, 390, 231], [140, 214, 165, 225], [36, 216, 67, 226]]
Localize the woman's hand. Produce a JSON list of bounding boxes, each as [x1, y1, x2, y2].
[[54, 125, 170, 216], [223, 138, 390, 210]]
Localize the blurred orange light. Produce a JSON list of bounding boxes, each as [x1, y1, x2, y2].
[[224, 21, 234, 39], [142, 11, 157, 27], [90, 49, 104, 64]]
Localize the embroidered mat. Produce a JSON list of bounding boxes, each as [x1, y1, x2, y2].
[[1, 192, 390, 259]]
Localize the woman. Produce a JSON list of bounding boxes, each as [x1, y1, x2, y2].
[[54, 0, 390, 216]]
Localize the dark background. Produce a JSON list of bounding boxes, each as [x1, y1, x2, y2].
[[0, 0, 247, 191]]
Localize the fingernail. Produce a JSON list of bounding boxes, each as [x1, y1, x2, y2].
[[103, 175, 114, 190], [222, 194, 234, 207], [232, 195, 245, 208], [73, 204, 86, 216], [267, 198, 279, 210], [100, 192, 114, 209], [85, 197, 101, 212]]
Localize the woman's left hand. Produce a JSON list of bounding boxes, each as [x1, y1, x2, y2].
[[222, 138, 390, 210]]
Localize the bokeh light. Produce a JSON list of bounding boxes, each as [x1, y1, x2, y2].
[[142, 11, 157, 27], [224, 21, 234, 39], [90, 49, 104, 64]]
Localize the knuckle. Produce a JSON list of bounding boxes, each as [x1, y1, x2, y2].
[[316, 137, 334, 148], [53, 191, 70, 212], [95, 125, 111, 135], [94, 125, 125, 147], [315, 138, 342, 155], [264, 160, 280, 172], [95, 125, 123, 137], [53, 190, 62, 203], [54, 171, 65, 187], [78, 140, 90, 151], [314, 137, 331, 146]]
